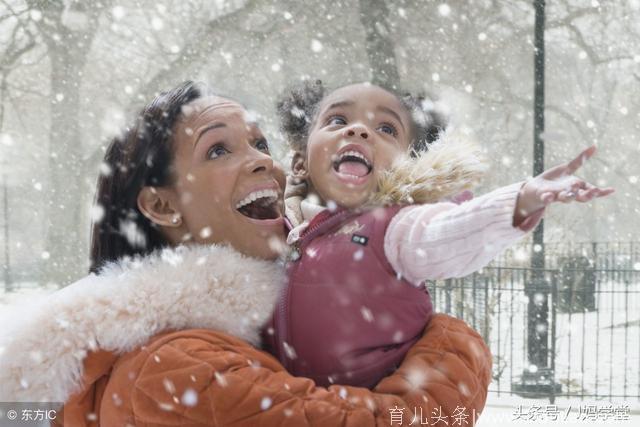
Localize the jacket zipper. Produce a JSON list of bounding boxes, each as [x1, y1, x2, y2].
[[275, 208, 355, 371]]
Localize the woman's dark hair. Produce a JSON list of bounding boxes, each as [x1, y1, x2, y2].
[[276, 80, 448, 156], [89, 81, 204, 274]]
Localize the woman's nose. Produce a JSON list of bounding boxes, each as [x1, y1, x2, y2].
[[246, 150, 274, 174], [343, 123, 369, 140]]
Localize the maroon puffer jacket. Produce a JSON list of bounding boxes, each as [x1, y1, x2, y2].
[[266, 206, 433, 388]]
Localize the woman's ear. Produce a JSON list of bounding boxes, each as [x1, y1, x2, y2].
[[137, 186, 182, 227], [291, 151, 309, 182]]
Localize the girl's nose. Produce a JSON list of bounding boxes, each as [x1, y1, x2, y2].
[[343, 123, 369, 140]]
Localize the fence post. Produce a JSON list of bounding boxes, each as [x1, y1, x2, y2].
[[512, 267, 562, 398], [550, 271, 558, 403]]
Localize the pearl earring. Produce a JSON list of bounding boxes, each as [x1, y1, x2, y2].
[[171, 215, 181, 225]]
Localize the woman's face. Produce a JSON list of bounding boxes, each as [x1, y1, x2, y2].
[[166, 96, 286, 260]]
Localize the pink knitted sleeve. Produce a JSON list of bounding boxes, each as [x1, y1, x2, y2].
[[384, 182, 545, 285]]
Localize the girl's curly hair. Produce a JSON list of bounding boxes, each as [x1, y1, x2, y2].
[[276, 80, 448, 156]]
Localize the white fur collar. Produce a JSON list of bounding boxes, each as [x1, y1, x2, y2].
[[0, 244, 284, 402]]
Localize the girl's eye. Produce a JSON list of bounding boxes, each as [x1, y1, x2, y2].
[[255, 138, 270, 153], [207, 143, 229, 159], [378, 123, 398, 137], [327, 116, 347, 126]]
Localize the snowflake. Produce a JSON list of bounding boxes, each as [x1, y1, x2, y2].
[[163, 378, 176, 394], [112, 6, 125, 20], [90, 204, 105, 223], [283, 341, 297, 360], [151, 17, 164, 31], [438, 4, 451, 17], [119, 220, 147, 249], [199, 227, 212, 239], [260, 396, 272, 410], [214, 371, 228, 387], [181, 388, 198, 407], [360, 306, 374, 322], [311, 39, 323, 52]]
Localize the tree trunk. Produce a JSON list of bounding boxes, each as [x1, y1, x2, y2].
[[43, 50, 88, 284], [30, 0, 108, 285], [358, 0, 400, 89]]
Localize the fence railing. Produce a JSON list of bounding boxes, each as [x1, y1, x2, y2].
[[429, 266, 640, 402]]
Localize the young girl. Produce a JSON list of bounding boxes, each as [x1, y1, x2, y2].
[[264, 80, 613, 389]]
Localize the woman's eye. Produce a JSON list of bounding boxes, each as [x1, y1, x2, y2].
[[327, 116, 347, 126], [207, 144, 229, 159], [378, 123, 398, 137], [255, 138, 270, 153]]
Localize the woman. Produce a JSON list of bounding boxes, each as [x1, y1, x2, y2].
[[0, 81, 492, 426]]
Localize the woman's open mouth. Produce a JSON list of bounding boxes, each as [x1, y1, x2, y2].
[[235, 189, 281, 221]]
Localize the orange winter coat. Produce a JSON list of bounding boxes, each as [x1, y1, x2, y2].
[[0, 245, 491, 427], [59, 314, 490, 426]]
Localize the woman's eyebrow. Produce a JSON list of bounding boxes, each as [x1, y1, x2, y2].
[[194, 123, 226, 148], [376, 106, 405, 132]]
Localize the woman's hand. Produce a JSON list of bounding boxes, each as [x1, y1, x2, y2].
[[515, 145, 615, 219]]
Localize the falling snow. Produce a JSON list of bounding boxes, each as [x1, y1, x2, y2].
[[0, 0, 638, 421]]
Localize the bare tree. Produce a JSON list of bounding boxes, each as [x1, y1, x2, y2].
[[9, 0, 113, 284], [0, 0, 41, 290], [358, 0, 399, 89]]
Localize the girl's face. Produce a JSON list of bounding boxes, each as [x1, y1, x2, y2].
[[303, 83, 412, 209], [167, 96, 286, 259]]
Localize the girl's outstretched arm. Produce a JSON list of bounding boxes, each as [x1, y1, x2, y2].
[[384, 145, 613, 285]]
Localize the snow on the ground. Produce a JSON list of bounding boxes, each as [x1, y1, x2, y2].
[[437, 276, 640, 401]]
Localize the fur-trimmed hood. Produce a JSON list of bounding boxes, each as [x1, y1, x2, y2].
[[0, 244, 285, 402], [369, 126, 487, 206]]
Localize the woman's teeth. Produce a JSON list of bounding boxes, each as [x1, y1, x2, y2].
[[235, 189, 278, 210]]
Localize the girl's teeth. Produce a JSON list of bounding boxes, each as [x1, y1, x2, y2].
[[338, 150, 369, 165]]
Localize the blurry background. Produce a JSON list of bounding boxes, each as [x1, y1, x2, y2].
[[0, 0, 638, 285]]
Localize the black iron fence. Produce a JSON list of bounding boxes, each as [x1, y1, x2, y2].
[[429, 265, 640, 403]]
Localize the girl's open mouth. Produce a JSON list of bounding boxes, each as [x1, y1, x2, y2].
[[235, 189, 281, 220], [332, 149, 373, 178]]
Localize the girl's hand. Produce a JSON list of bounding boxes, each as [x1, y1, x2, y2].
[[515, 145, 615, 220]]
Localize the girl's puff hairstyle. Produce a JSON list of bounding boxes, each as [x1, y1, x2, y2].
[[276, 79, 449, 156], [89, 81, 205, 274]]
